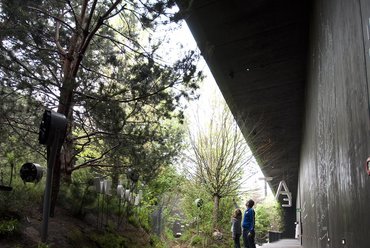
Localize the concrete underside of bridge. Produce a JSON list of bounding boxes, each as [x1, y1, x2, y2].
[[179, 0, 370, 247]]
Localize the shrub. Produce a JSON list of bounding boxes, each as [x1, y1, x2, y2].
[[149, 234, 166, 248], [58, 169, 97, 217], [128, 214, 140, 228], [90, 231, 126, 248], [254, 197, 284, 244], [0, 174, 44, 215], [0, 218, 19, 236], [136, 207, 151, 232], [66, 226, 85, 247], [37, 243, 49, 248], [190, 235, 202, 246]]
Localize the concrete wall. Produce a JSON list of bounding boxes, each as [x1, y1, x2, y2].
[[298, 0, 370, 247]]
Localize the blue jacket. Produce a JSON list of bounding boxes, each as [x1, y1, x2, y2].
[[242, 208, 255, 232]]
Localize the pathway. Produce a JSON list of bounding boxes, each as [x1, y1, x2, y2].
[[259, 239, 301, 248]]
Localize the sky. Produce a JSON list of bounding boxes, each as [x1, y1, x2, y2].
[[154, 18, 273, 200]]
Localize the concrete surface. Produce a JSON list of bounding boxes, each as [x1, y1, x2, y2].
[[260, 239, 301, 247]]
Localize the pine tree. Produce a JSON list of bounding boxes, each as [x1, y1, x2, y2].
[[0, 0, 202, 215]]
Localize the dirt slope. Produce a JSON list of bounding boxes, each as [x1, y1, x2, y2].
[[0, 206, 151, 248]]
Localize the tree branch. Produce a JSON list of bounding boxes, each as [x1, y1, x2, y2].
[[72, 142, 121, 171]]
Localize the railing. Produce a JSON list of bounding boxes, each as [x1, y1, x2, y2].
[[268, 231, 282, 243]]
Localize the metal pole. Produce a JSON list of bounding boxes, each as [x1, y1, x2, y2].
[[101, 194, 104, 229], [259, 177, 273, 198], [97, 194, 100, 228], [118, 197, 123, 228], [41, 132, 60, 243], [105, 195, 109, 227], [197, 210, 200, 235], [264, 180, 267, 197]]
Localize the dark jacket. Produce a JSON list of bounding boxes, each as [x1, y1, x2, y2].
[[231, 217, 242, 238]]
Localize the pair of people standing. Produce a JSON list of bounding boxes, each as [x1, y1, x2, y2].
[[231, 199, 256, 248]]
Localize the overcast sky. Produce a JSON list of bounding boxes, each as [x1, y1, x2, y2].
[[153, 16, 273, 200]]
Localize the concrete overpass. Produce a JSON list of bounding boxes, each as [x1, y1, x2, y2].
[[179, 0, 370, 247]]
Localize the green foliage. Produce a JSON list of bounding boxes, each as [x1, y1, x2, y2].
[[90, 231, 127, 248], [254, 197, 284, 244], [145, 165, 184, 206], [0, 93, 45, 216], [0, 218, 19, 236], [37, 243, 49, 248], [1, 0, 203, 219], [128, 214, 140, 228], [0, 86, 43, 155], [0, 0, 202, 173], [179, 180, 238, 247], [149, 234, 166, 248], [181, 181, 234, 234], [162, 226, 175, 242], [0, 173, 44, 215], [181, 181, 208, 220], [268, 200, 284, 231], [190, 235, 202, 246], [58, 169, 96, 217], [66, 226, 85, 247], [186, 97, 257, 228], [134, 206, 151, 232], [174, 183, 285, 247], [255, 205, 270, 243], [135, 164, 185, 236], [178, 229, 192, 242]]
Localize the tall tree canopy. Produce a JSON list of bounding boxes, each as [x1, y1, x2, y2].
[[0, 0, 202, 215], [186, 95, 257, 228]]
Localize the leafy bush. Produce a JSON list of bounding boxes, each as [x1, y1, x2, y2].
[[178, 229, 193, 243], [0, 175, 44, 215], [128, 214, 140, 228], [136, 206, 151, 232], [37, 243, 49, 248], [58, 168, 97, 217], [190, 235, 202, 246], [163, 226, 175, 242], [0, 144, 45, 215], [0, 218, 19, 236], [181, 181, 236, 235], [90, 231, 127, 248], [255, 205, 270, 243], [66, 226, 85, 246], [254, 197, 284, 244], [149, 234, 166, 248], [177, 183, 285, 247]]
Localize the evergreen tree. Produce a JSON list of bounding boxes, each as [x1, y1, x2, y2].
[[0, 0, 202, 215]]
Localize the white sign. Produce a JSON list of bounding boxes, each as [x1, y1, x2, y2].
[[275, 180, 292, 207], [117, 185, 123, 197]]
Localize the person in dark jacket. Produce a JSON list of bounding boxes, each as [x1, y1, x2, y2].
[[242, 199, 256, 248], [231, 208, 242, 248]]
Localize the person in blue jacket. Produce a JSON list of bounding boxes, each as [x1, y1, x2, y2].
[[242, 199, 256, 248]]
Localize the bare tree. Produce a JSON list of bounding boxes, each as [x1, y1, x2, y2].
[[186, 95, 258, 229]]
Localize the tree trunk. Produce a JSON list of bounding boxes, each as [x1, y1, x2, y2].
[[47, 1, 123, 217], [61, 109, 75, 184], [50, 118, 74, 216], [213, 194, 220, 230], [50, 76, 75, 216], [111, 162, 120, 189]]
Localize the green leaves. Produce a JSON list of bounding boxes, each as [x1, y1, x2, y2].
[[0, 218, 19, 236], [0, 0, 203, 217]]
